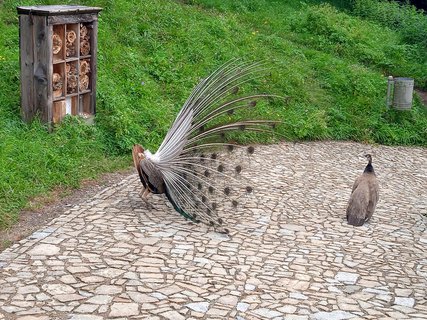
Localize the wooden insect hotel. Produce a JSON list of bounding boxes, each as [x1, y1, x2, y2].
[[17, 5, 102, 125]]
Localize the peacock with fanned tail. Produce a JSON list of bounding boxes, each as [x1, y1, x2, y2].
[[132, 60, 285, 233]]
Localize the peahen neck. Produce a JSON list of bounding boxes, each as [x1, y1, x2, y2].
[[364, 163, 375, 173]]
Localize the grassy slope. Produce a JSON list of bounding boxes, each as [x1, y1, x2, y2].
[[0, 0, 426, 228]]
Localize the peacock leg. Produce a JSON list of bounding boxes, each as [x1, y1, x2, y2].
[[139, 187, 146, 198], [139, 187, 154, 209], [141, 188, 151, 199]]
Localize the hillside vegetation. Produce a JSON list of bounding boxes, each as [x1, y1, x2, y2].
[[0, 0, 426, 228]]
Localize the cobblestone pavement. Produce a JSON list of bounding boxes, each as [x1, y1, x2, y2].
[[0, 141, 426, 320]]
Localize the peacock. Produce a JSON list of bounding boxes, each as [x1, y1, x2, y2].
[[132, 60, 284, 233], [346, 154, 379, 227]]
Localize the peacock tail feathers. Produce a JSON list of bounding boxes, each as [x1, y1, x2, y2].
[[135, 59, 286, 233]]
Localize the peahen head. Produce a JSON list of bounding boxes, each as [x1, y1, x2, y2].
[[364, 154, 374, 173]]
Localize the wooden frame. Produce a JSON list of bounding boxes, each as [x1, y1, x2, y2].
[[17, 5, 102, 127]]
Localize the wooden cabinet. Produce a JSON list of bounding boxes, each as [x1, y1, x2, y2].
[[17, 5, 102, 126]]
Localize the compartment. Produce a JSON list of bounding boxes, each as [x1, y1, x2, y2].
[[52, 100, 66, 124], [79, 59, 91, 92], [65, 24, 79, 58], [52, 63, 65, 99], [52, 24, 65, 62], [65, 96, 79, 115], [80, 23, 92, 56], [66, 61, 79, 94], [80, 92, 92, 115]]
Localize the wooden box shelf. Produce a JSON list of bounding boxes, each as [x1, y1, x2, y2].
[[17, 5, 102, 126]]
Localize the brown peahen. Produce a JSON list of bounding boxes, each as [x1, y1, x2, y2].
[[346, 154, 379, 226], [132, 60, 284, 233]]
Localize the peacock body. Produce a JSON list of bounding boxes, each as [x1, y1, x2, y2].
[[133, 60, 284, 233]]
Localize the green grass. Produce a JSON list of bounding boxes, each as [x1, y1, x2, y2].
[[0, 0, 427, 229]]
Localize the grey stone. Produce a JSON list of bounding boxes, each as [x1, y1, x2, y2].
[[109, 303, 139, 317], [94, 285, 122, 295], [335, 272, 359, 284], [311, 311, 356, 320], [161, 311, 185, 320], [394, 297, 415, 308], [69, 316, 103, 320], [55, 294, 85, 302], [74, 304, 99, 313], [278, 305, 297, 313], [42, 283, 75, 295], [128, 292, 158, 303], [186, 302, 209, 313], [290, 292, 308, 300], [28, 244, 60, 256], [86, 295, 113, 305], [17, 285, 40, 294], [253, 308, 282, 318], [237, 302, 250, 312]]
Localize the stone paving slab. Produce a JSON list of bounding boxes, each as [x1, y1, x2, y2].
[[0, 141, 426, 320]]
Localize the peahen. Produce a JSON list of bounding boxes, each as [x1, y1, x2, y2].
[[346, 154, 379, 226], [132, 60, 284, 233]]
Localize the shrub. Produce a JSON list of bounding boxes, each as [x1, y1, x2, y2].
[[350, 0, 427, 48]]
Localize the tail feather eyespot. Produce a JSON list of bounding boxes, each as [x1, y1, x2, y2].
[[248, 100, 257, 107]]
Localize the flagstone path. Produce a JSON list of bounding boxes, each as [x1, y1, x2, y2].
[[0, 141, 426, 320]]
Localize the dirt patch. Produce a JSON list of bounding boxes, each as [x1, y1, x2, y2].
[[0, 167, 134, 252]]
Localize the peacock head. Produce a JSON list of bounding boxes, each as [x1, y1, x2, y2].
[[132, 144, 146, 166], [364, 154, 372, 164]]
